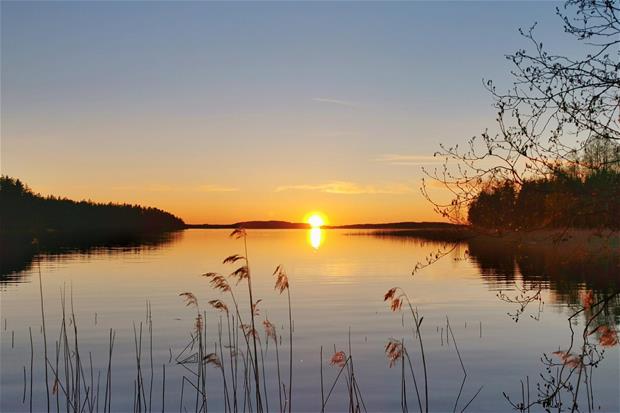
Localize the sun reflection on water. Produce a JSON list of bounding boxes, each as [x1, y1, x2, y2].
[[308, 228, 323, 250]]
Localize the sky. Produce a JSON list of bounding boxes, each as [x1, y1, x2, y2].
[[1, 1, 574, 224]]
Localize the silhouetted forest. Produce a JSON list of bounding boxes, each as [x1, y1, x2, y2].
[[467, 138, 620, 230], [468, 169, 620, 230], [0, 176, 185, 234]]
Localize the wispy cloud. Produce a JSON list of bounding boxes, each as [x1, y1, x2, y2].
[[275, 181, 413, 195], [374, 154, 444, 166], [113, 184, 238, 193], [194, 184, 239, 192], [312, 97, 358, 108]]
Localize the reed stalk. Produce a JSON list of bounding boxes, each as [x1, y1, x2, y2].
[[29, 327, 33, 413], [241, 232, 263, 413], [37, 260, 50, 412], [217, 320, 231, 413], [162, 364, 166, 413], [286, 288, 292, 413], [320, 346, 324, 413]]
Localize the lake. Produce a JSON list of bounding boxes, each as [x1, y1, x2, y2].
[[1, 229, 618, 412]]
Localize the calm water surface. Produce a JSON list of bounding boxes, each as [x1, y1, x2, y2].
[[1, 229, 618, 412]]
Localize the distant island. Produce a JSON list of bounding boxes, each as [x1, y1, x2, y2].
[[186, 221, 310, 229]]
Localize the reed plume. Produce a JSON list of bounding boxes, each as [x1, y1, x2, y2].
[[229, 266, 249, 285], [329, 351, 346, 368], [179, 292, 198, 308], [262, 320, 276, 342], [223, 254, 245, 264], [385, 338, 403, 368], [208, 299, 229, 314], [205, 353, 223, 369], [252, 299, 262, 317], [384, 286, 428, 413], [240, 323, 259, 339], [273, 265, 289, 293], [230, 228, 247, 239], [203, 273, 232, 293]]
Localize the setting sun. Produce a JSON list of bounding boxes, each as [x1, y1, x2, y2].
[[307, 213, 326, 228]]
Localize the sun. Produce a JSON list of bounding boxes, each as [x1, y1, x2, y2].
[[307, 213, 326, 228]]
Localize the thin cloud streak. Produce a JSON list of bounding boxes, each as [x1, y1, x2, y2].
[[194, 184, 239, 193], [312, 97, 359, 107], [275, 181, 413, 195], [113, 184, 239, 193], [374, 154, 445, 166]]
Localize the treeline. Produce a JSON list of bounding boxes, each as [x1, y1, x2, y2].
[[0, 176, 185, 234], [468, 136, 620, 230], [468, 168, 620, 230]]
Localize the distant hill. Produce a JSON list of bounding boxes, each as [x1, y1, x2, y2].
[[187, 220, 459, 230], [0, 176, 185, 234], [330, 222, 461, 230], [186, 221, 309, 229]]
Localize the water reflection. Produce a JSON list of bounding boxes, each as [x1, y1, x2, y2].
[[368, 231, 620, 317], [0, 230, 181, 284], [1, 229, 618, 412], [308, 227, 324, 249], [466, 236, 620, 307]]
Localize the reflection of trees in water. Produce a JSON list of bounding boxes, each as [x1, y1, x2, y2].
[[469, 235, 619, 411], [370, 231, 619, 318], [467, 236, 619, 306], [0, 230, 182, 284], [466, 238, 517, 287], [456, 235, 619, 411]]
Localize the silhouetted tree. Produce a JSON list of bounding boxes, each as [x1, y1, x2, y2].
[[467, 163, 620, 230], [422, 0, 620, 228], [467, 182, 517, 230]]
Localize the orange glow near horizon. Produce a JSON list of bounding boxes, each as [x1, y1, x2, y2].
[[18, 180, 449, 225]]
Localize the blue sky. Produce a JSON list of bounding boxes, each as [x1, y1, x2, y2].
[[1, 1, 571, 223]]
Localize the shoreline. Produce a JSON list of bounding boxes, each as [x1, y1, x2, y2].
[[370, 227, 619, 247]]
